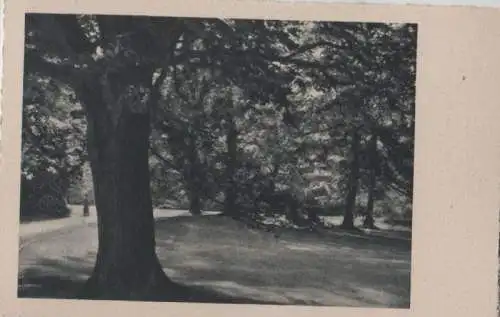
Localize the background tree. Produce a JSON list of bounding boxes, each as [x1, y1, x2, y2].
[[305, 22, 417, 229], [21, 74, 86, 220]]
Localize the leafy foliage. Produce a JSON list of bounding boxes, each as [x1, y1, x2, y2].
[[21, 74, 87, 219], [23, 15, 416, 226]]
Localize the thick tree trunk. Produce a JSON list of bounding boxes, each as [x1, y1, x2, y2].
[[341, 129, 360, 230], [80, 104, 174, 300], [224, 118, 238, 218], [363, 135, 377, 229]]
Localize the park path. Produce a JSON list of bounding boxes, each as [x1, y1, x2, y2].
[[20, 208, 96, 246], [18, 207, 222, 255], [19, 206, 202, 246], [18, 207, 218, 290], [19, 207, 409, 246]]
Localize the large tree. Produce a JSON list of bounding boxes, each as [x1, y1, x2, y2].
[[24, 14, 316, 299], [25, 13, 198, 299]]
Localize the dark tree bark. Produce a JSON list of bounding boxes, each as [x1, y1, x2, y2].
[[223, 117, 238, 218], [77, 74, 176, 301], [185, 135, 202, 216], [341, 129, 360, 230], [363, 134, 378, 229], [286, 197, 302, 226], [186, 169, 202, 216], [188, 188, 202, 216], [83, 194, 90, 217], [307, 208, 320, 225], [26, 14, 188, 301], [363, 174, 376, 229]]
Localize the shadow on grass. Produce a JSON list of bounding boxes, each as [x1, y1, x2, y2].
[[19, 275, 85, 299], [154, 216, 411, 308], [157, 214, 411, 252], [18, 215, 411, 307], [18, 255, 283, 304], [18, 270, 285, 305]]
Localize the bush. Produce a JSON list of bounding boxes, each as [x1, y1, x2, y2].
[[20, 172, 71, 221]]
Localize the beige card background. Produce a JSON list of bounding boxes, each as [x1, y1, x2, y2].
[[2, 0, 500, 316]]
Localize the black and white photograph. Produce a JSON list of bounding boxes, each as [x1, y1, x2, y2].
[[18, 13, 417, 308]]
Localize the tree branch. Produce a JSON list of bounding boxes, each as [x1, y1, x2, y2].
[[24, 50, 78, 86], [280, 40, 343, 60], [150, 145, 181, 172], [148, 67, 168, 118]]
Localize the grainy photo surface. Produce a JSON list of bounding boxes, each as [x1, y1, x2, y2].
[[18, 14, 417, 308]]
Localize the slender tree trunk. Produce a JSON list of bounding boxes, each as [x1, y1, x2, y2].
[[83, 196, 90, 217], [186, 135, 202, 215], [78, 85, 175, 300], [341, 129, 360, 230], [287, 197, 303, 226], [307, 208, 320, 225], [261, 179, 276, 215], [363, 135, 378, 229], [224, 118, 238, 218], [363, 169, 376, 229], [188, 188, 202, 216], [185, 176, 202, 216]]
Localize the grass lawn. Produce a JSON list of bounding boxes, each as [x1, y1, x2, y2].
[[19, 214, 411, 308]]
